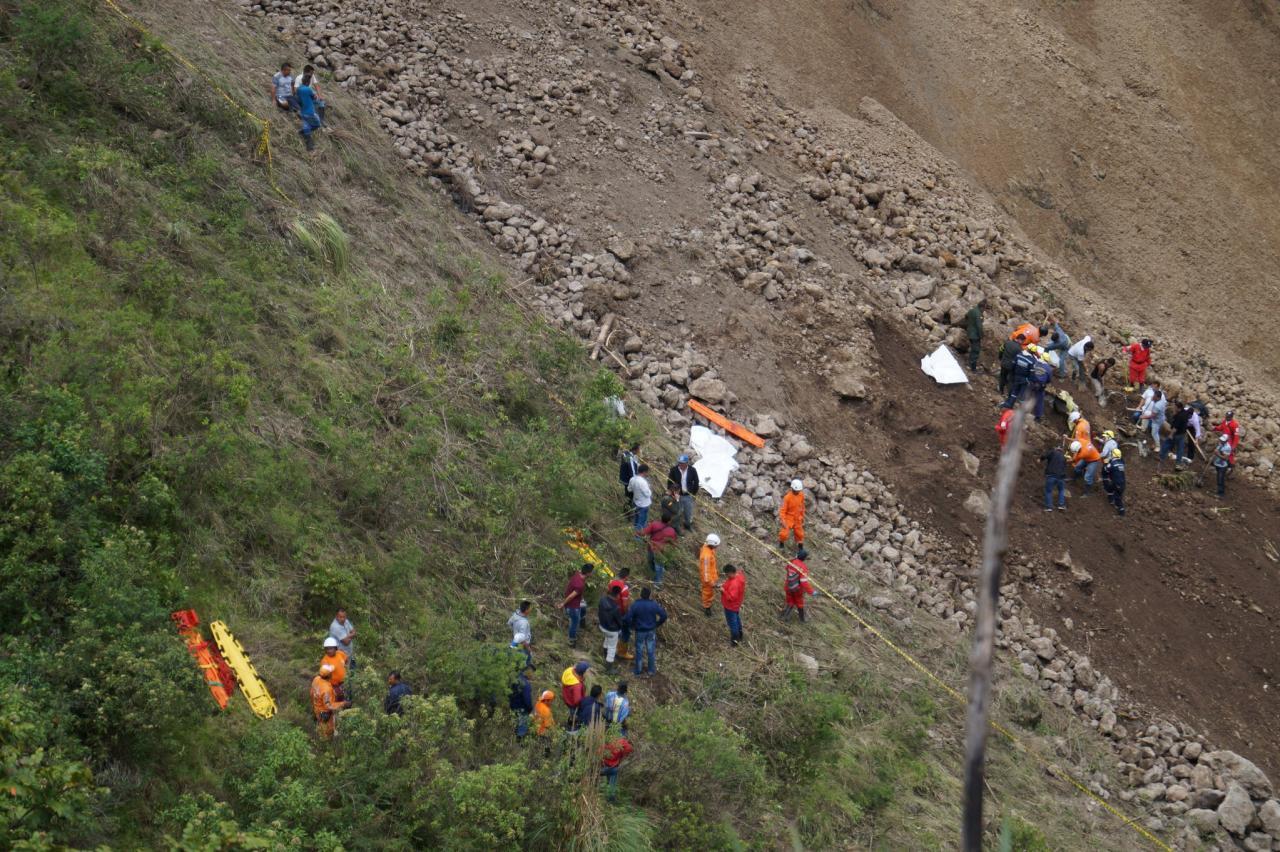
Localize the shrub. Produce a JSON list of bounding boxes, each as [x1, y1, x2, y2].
[[634, 705, 770, 812]]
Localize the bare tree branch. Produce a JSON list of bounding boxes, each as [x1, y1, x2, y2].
[[963, 398, 1033, 851]]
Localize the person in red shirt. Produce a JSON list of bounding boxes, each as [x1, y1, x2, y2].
[[1214, 410, 1242, 467], [1122, 339, 1152, 390], [720, 564, 746, 647], [780, 548, 815, 621], [560, 660, 590, 727], [560, 563, 594, 648], [995, 408, 1016, 448], [600, 736, 634, 802], [636, 512, 677, 588], [607, 569, 634, 661]]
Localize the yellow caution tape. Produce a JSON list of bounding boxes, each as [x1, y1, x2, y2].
[[101, 0, 294, 205], [564, 527, 614, 578], [210, 620, 278, 720]]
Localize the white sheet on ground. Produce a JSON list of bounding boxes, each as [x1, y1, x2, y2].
[[690, 425, 738, 499], [920, 344, 970, 385]]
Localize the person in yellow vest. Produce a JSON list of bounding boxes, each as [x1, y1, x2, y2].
[[311, 663, 349, 739], [777, 479, 806, 551], [699, 534, 721, 616]]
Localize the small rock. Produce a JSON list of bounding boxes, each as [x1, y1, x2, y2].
[[862, 248, 889, 268], [1258, 799, 1280, 835], [622, 335, 644, 354], [753, 415, 780, 438], [688, 375, 727, 404], [795, 652, 820, 676], [831, 370, 868, 400], [1242, 832, 1272, 852], [963, 489, 991, 518], [961, 451, 980, 477], [1186, 808, 1219, 834]]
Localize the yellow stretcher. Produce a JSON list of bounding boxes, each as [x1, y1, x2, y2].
[[564, 527, 614, 578], [209, 620, 277, 719]]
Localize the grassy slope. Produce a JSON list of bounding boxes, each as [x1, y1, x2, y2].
[[0, 1, 1150, 849]]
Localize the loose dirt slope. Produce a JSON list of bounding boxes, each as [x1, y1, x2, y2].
[[697, 0, 1280, 380]]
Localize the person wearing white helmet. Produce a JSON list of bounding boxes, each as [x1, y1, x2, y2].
[[1069, 438, 1102, 496], [1067, 410, 1090, 447], [321, 636, 350, 700], [699, 534, 721, 616], [1212, 433, 1234, 497], [777, 479, 807, 551]]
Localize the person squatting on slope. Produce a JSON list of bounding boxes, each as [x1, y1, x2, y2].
[[1002, 343, 1038, 409], [780, 548, 816, 621], [1090, 357, 1115, 407], [600, 736, 634, 802], [1069, 440, 1102, 496], [1028, 346, 1054, 421], [721, 564, 746, 647], [667, 455, 700, 531], [778, 479, 806, 550], [699, 534, 720, 615]]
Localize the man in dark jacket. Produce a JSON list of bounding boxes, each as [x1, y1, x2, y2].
[[1040, 446, 1067, 512], [1002, 346, 1037, 409], [1104, 449, 1127, 515], [623, 587, 668, 676], [666, 455, 700, 532], [998, 337, 1022, 395], [965, 299, 985, 370], [618, 442, 640, 515], [1160, 402, 1192, 467], [384, 671, 412, 715], [598, 586, 625, 673], [509, 666, 534, 739]]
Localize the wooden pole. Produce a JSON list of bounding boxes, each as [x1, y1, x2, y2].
[[962, 399, 1032, 851]]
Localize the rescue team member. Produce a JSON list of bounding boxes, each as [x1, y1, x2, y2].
[[607, 569, 634, 661], [321, 636, 349, 701], [1040, 444, 1068, 512], [534, 689, 556, 737], [965, 298, 984, 371], [1213, 434, 1234, 497], [1214, 410, 1242, 468], [1103, 449, 1126, 516], [778, 479, 806, 549], [699, 534, 721, 616], [600, 736, 634, 802], [780, 548, 815, 622], [721, 564, 746, 647], [311, 663, 349, 739], [1067, 410, 1091, 447], [1010, 322, 1042, 346], [995, 408, 1016, 448], [1069, 440, 1102, 496], [1123, 338, 1153, 391], [998, 335, 1022, 396]]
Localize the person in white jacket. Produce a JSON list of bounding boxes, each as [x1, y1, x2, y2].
[[1064, 335, 1093, 385], [507, 600, 533, 668]]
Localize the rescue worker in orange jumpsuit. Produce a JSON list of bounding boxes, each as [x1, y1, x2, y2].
[[1122, 339, 1152, 390], [534, 689, 556, 735], [777, 479, 806, 549], [995, 408, 1016, 448], [321, 636, 349, 701], [780, 548, 816, 621], [1068, 410, 1091, 447], [311, 663, 348, 739], [699, 533, 720, 616], [1069, 440, 1103, 495]]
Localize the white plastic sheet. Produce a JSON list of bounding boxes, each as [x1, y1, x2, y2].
[[689, 425, 739, 499], [920, 344, 970, 385]]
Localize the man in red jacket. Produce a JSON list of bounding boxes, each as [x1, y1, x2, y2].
[[720, 564, 746, 647], [995, 408, 1016, 448], [1122, 339, 1152, 391], [600, 736, 634, 802], [780, 548, 816, 622]]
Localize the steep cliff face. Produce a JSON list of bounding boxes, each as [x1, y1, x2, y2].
[[695, 0, 1280, 378]]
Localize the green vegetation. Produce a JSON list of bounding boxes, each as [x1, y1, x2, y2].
[[0, 1, 1146, 849]]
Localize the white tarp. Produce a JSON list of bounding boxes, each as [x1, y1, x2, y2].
[[920, 344, 970, 385], [690, 425, 739, 499]]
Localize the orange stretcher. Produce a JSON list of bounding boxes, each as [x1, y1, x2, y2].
[[687, 400, 766, 448], [171, 609, 234, 711]]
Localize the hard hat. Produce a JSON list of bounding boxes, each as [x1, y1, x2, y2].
[[706, 533, 721, 547], [1111, 448, 1122, 459], [1069, 441, 1082, 453], [790, 479, 803, 492], [320, 663, 335, 676], [540, 690, 555, 702], [323, 637, 339, 649], [1102, 430, 1115, 439], [678, 454, 690, 463], [1068, 411, 1081, 425]]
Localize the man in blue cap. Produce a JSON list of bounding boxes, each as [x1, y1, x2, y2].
[[666, 454, 700, 532]]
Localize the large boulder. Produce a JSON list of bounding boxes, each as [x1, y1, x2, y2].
[[1218, 783, 1255, 836], [688, 375, 727, 404], [1204, 750, 1273, 798]]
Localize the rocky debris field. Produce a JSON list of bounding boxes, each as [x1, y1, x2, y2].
[[241, 0, 1280, 846]]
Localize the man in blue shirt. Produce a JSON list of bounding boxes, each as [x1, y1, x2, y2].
[[383, 671, 412, 715], [623, 587, 668, 676], [295, 68, 322, 152], [269, 61, 296, 112]]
